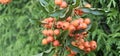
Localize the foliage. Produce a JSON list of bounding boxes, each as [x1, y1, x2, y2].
[[0, 0, 120, 56]]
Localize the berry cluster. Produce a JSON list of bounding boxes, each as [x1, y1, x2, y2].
[[0, 0, 11, 4], [41, 0, 97, 55], [55, 0, 68, 8], [42, 17, 60, 47], [41, 16, 97, 52], [71, 39, 97, 53]]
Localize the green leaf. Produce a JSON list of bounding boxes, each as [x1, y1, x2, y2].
[[44, 47, 53, 53], [88, 22, 98, 32], [87, 52, 96, 56], [34, 52, 44, 56], [91, 10, 104, 15], [39, 0, 48, 7], [81, 8, 91, 13], [39, 0, 49, 12], [63, 50, 69, 56], [50, 9, 66, 17], [59, 6, 73, 20], [72, 0, 80, 7]]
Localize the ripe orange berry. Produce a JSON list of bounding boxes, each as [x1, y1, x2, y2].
[[53, 40, 60, 47], [42, 30, 48, 36], [89, 41, 97, 50], [79, 45, 84, 50], [54, 29, 60, 35], [90, 41, 97, 44], [48, 22, 53, 28], [56, 21, 63, 29], [66, 16, 72, 22], [42, 38, 48, 45], [47, 29, 54, 36], [74, 9, 84, 16], [80, 23, 87, 29], [79, 39, 85, 43], [84, 47, 91, 53], [55, 0, 62, 5], [84, 18, 91, 25], [76, 25, 82, 30], [0, 0, 11, 4], [71, 20, 80, 27], [60, 1, 67, 8], [62, 22, 70, 30], [46, 36, 54, 42], [83, 41, 90, 48], [48, 17, 55, 22], [71, 41, 77, 46], [68, 25, 76, 33], [78, 18, 84, 23]]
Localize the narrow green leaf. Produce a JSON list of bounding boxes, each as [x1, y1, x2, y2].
[[88, 22, 97, 32], [39, 0, 48, 7], [91, 10, 104, 15]]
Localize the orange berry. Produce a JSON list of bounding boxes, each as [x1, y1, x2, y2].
[[84, 47, 91, 53], [78, 18, 84, 23], [74, 9, 84, 16], [42, 30, 48, 36], [80, 23, 87, 29], [62, 22, 70, 30], [0, 0, 11, 4], [83, 41, 90, 48], [76, 25, 82, 30], [47, 29, 54, 36], [71, 20, 80, 27], [60, 1, 67, 8], [71, 41, 77, 46], [42, 38, 48, 45], [54, 29, 60, 35], [84, 18, 91, 25], [68, 25, 76, 33], [79, 45, 84, 50], [46, 36, 54, 42], [44, 22, 53, 29], [79, 39, 85, 43], [48, 22, 53, 28], [48, 17, 55, 22], [53, 40, 60, 47], [55, 0, 62, 5], [66, 16, 72, 22], [89, 41, 97, 50], [56, 21, 63, 29]]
